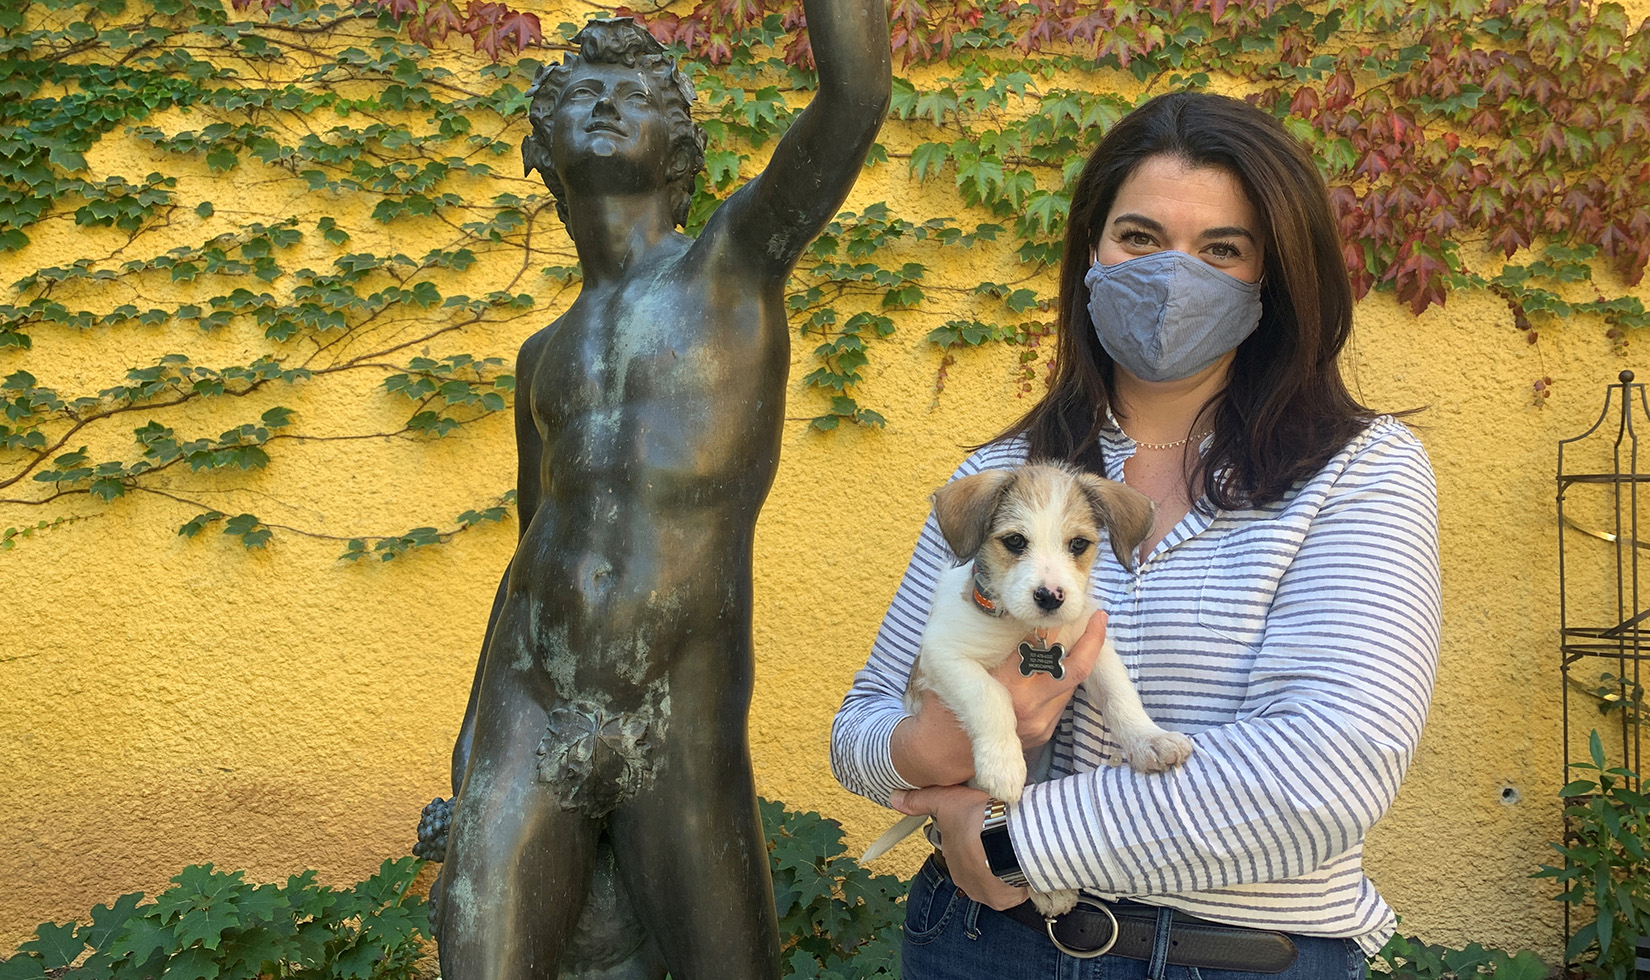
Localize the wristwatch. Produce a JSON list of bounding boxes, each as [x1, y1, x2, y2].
[[979, 797, 1029, 888]]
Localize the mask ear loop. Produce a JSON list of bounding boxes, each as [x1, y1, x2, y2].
[[1072, 280, 1122, 436], [1073, 271, 1095, 335]]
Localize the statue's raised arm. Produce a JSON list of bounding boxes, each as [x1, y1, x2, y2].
[[701, 0, 893, 279]]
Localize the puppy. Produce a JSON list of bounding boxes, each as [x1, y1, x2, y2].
[[861, 462, 1193, 916]]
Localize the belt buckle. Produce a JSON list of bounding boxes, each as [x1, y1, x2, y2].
[[1044, 899, 1119, 960]]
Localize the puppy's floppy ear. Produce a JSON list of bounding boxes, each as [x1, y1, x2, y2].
[[930, 469, 1015, 561], [1077, 474, 1154, 570]]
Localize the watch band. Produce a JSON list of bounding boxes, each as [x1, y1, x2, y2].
[[979, 797, 1029, 888]]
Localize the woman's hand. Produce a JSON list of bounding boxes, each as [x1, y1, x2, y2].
[[891, 785, 1028, 911], [891, 611, 1110, 787], [990, 609, 1108, 748]]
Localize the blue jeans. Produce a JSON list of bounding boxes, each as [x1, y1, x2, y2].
[[902, 858, 1368, 980]]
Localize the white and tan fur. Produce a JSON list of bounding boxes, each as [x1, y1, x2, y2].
[[862, 462, 1193, 917]]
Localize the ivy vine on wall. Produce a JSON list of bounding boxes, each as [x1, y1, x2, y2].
[[1, 0, 1646, 554]]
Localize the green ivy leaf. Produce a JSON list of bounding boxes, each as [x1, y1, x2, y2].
[[221, 513, 271, 549], [1490, 950, 1549, 980], [89, 477, 126, 500], [160, 942, 222, 980], [0, 954, 46, 980], [18, 921, 81, 969], [203, 147, 239, 172], [173, 900, 241, 950], [104, 913, 172, 964], [214, 923, 290, 976], [909, 142, 949, 179], [260, 406, 293, 428], [78, 892, 145, 953], [47, 147, 87, 172]]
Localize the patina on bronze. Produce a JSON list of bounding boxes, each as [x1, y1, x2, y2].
[[432, 4, 890, 978]]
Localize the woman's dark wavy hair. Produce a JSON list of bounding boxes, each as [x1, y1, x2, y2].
[[994, 91, 1376, 510], [521, 18, 707, 228]]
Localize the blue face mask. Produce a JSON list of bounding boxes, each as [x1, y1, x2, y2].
[[1084, 250, 1263, 383]]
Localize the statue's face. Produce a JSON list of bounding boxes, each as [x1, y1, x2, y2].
[[548, 62, 673, 193]]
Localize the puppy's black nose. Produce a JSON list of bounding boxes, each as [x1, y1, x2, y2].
[[1033, 586, 1064, 611]]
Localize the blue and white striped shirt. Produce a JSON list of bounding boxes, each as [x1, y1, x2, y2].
[[830, 416, 1440, 953]]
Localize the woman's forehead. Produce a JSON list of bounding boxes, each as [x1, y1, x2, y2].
[[1106, 156, 1258, 231]]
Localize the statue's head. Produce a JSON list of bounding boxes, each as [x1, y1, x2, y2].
[[523, 19, 708, 228]]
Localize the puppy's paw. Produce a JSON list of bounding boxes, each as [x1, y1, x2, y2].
[[1030, 889, 1078, 918], [973, 745, 1028, 804], [1120, 728, 1193, 773]]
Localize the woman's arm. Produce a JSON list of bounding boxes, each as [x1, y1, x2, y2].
[[891, 612, 1113, 788], [831, 440, 1102, 799], [1009, 422, 1440, 895]]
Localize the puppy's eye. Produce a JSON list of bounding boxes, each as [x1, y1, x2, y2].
[[1000, 533, 1027, 554], [1069, 538, 1091, 556]]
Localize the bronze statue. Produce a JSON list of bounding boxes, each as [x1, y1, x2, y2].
[[431, 5, 891, 978]]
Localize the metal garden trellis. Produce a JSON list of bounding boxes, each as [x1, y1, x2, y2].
[[1556, 368, 1649, 950]]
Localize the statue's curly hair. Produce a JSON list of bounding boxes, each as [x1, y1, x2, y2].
[[521, 19, 708, 228]]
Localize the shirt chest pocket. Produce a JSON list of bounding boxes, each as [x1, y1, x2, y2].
[[1196, 523, 1296, 648]]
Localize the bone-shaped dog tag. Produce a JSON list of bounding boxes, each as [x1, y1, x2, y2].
[[1017, 639, 1066, 679]]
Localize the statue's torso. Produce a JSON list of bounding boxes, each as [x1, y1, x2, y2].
[[508, 240, 789, 709]]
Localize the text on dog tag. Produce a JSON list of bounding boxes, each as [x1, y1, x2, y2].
[[1017, 640, 1066, 679]]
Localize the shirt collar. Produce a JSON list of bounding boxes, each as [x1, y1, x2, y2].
[[1097, 403, 1222, 556]]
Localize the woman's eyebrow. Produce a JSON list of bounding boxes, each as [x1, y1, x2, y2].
[[1111, 213, 1164, 233], [1199, 225, 1256, 243], [1112, 213, 1255, 243]]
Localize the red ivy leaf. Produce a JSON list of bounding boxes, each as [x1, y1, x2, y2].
[[425, 0, 462, 39], [1389, 240, 1450, 315], [498, 10, 540, 51], [718, 0, 763, 29], [782, 29, 814, 68], [1290, 85, 1320, 117], [704, 31, 733, 63], [1353, 149, 1391, 181]]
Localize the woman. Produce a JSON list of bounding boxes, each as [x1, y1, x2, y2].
[[830, 91, 1439, 979]]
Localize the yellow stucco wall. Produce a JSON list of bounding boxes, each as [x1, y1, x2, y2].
[[5, 0, 1650, 962]]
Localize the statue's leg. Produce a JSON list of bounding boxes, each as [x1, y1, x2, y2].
[[607, 713, 780, 980], [438, 682, 599, 980]]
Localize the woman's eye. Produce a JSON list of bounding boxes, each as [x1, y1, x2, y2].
[[1122, 231, 1155, 247], [1207, 242, 1242, 260], [1001, 533, 1028, 554], [1069, 538, 1091, 556]]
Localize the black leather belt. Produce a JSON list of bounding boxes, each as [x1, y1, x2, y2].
[[929, 853, 1298, 973]]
